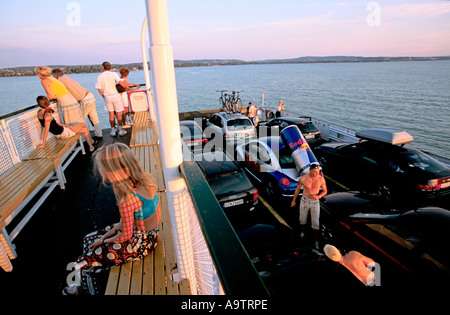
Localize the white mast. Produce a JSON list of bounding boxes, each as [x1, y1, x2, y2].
[[140, 17, 156, 121], [144, 0, 198, 294]]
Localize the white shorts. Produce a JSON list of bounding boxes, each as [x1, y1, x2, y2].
[[104, 93, 124, 112], [57, 127, 76, 138], [121, 92, 129, 108]]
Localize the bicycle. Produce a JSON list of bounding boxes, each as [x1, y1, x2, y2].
[[217, 90, 243, 113], [217, 90, 230, 112], [229, 90, 243, 113]]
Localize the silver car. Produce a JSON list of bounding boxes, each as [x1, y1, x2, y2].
[[205, 112, 256, 146]]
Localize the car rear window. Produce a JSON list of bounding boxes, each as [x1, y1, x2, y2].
[[277, 147, 296, 169], [400, 150, 448, 173], [208, 171, 253, 195], [180, 123, 203, 140], [227, 119, 253, 131], [297, 122, 318, 133]]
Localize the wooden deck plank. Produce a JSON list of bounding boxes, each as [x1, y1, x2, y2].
[[116, 261, 132, 295], [179, 279, 192, 295], [130, 258, 143, 295], [104, 265, 120, 295], [142, 252, 155, 295]]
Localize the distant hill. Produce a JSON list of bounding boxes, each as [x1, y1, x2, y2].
[[1, 56, 449, 77]]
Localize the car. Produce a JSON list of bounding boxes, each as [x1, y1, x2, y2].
[[257, 116, 322, 145], [315, 128, 450, 201], [320, 191, 404, 221], [194, 151, 258, 217], [236, 136, 300, 198], [205, 112, 256, 148], [179, 120, 208, 153], [237, 224, 324, 278], [319, 191, 450, 284]]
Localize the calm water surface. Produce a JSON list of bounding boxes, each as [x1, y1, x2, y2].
[[1, 61, 449, 158]]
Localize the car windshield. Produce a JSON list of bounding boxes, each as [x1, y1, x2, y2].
[[400, 150, 449, 173], [208, 171, 253, 195], [227, 119, 253, 131]]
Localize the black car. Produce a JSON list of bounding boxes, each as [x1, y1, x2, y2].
[[315, 129, 450, 202], [320, 191, 450, 284], [257, 116, 322, 145], [180, 120, 208, 153], [194, 151, 258, 217]]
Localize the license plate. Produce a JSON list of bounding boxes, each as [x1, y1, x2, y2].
[[223, 199, 244, 207]]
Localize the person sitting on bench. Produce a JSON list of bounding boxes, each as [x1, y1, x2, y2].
[[36, 95, 95, 152]]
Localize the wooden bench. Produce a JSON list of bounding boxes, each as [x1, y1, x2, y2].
[[129, 111, 157, 148], [105, 118, 191, 295], [0, 105, 86, 272]]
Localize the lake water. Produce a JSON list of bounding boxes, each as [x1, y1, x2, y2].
[[1, 61, 449, 158]]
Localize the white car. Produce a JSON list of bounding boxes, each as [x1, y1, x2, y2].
[[236, 136, 300, 198]]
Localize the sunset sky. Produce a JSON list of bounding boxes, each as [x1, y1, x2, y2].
[[1, 0, 449, 68]]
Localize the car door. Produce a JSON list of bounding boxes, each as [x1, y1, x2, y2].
[[327, 143, 368, 187], [244, 143, 261, 174], [337, 143, 392, 192], [258, 119, 280, 137]]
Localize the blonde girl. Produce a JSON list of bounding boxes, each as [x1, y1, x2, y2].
[[63, 143, 160, 295]]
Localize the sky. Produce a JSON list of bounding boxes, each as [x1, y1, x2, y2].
[[1, 0, 450, 68]]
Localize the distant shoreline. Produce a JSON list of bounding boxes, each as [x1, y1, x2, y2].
[[1, 55, 449, 78]]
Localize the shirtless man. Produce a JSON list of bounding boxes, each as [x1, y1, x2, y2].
[[291, 164, 327, 248]]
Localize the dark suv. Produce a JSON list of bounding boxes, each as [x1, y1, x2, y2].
[[257, 116, 322, 145]]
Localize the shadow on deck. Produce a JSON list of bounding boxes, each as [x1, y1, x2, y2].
[[0, 127, 131, 295]]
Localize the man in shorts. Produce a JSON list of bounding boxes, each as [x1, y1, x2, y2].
[[291, 164, 328, 250], [95, 61, 127, 137]]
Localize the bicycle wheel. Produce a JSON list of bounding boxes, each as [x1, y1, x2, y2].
[[235, 98, 243, 113], [219, 97, 225, 111]]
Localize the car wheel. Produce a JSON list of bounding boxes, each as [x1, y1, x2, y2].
[[318, 156, 327, 167], [320, 224, 333, 243], [377, 185, 392, 198], [265, 179, 280, 199]]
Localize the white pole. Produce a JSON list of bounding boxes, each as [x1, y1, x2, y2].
[[144, 0, 198, 293], [141, 18, 156, 121]]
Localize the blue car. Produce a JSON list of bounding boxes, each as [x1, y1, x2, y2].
[[236, 136, 300, 198]]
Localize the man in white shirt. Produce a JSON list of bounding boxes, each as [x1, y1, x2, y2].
[[247, 102, 258, 126], [95, 61, 127, 137]]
